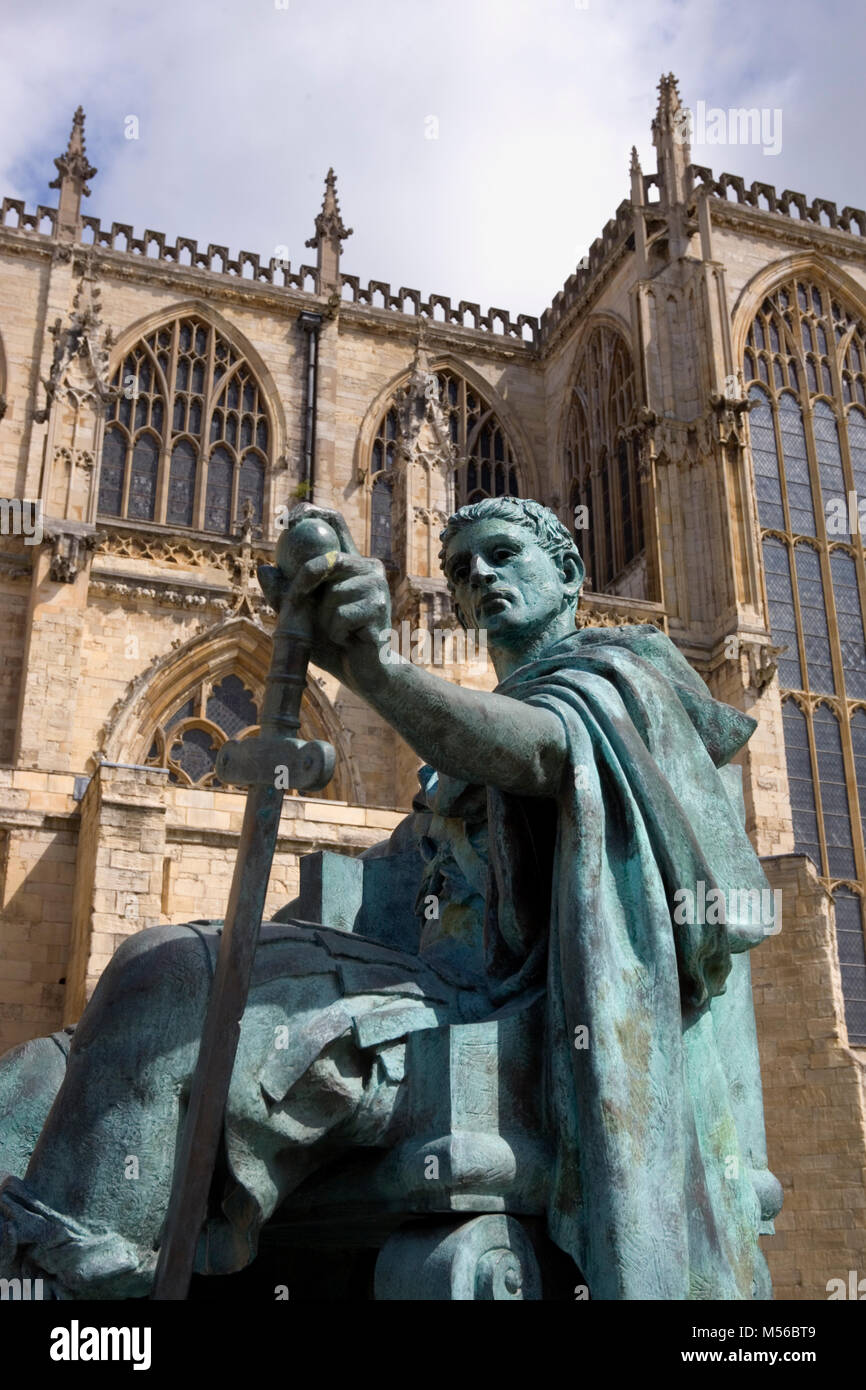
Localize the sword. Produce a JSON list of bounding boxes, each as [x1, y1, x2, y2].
[[152, 507, 341, 1300]]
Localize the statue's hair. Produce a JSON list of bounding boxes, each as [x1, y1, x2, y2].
[[438, 497, 583, 597]]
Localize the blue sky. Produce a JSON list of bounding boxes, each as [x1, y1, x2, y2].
[[0, 0, 862, 318]]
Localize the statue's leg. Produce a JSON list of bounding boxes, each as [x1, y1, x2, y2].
[[0, 922, 213, 1298], [0, 1028, 74, 1179], [0, 920, 414, 1298]]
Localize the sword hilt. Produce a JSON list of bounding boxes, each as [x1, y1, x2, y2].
[[215, 511, 340, 791]]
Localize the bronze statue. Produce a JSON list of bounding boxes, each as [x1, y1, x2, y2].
[[0, 498, 781, 1299]]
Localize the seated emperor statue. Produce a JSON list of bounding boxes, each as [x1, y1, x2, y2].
[[0, 497, 780, 1300]]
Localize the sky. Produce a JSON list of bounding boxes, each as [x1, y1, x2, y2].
[[0, 0, 863, 320]]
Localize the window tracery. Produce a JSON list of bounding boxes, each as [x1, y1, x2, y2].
[[145, 673, 259, 787], [563, 326, 642, 590], [747, 275, 866, 1041], [367, 369, 521, 559], [99, 315, 270, 536]]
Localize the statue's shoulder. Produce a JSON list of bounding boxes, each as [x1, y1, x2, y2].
[[571, 621, 674, 659]]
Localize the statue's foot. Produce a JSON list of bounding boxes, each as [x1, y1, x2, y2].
[[0, 1174, 153, 1301]]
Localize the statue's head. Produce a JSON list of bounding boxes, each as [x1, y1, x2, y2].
[[439, 497, 584, 654]]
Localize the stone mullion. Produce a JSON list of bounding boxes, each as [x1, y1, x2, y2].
[[192, 321, 209, 530], [604, 371, 622, 578], [401, 448, 413, 579], [837, 698, 866, 894], [798, 695, 832, 882], [769, 392, 812, 695], [823, 326, 866, 909], [153, 334, 172, 523], [459, 380, 469, 501], [119, 432, 133, 518], [229, 443, 241, 536]]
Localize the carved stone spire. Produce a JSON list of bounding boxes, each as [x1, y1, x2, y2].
[[305, 168, 353, 290], [50, 106, 97, 242], [651, 73, 691, 208], [629, 145, 643, 204]]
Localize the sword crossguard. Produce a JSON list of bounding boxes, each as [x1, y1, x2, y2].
[[216, 511, 341, 793]]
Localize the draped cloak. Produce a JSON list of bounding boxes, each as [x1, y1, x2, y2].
[[474, 622, 777, 1299]]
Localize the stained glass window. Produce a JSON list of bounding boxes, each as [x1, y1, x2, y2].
[[762, 537, 802, 689], [368, 375, 522, 563], [434, 370, 521, 507], [833, 889, 866, 1045], [813, 703, 856, 878], [794, 543, 835, 693], [747, 277, 866, 1035], [99, 315, 271, 536], [145, 673, 260, 788], [369, 408, 398, 563], [782, 699, 821, 871]]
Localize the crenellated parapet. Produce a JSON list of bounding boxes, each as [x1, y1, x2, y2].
[[0, 199, 58, 236], [337, 276, 538, 344], [539, 200, 634, 350], [0, 195, 538, 347], [689, 165, 866, 238]]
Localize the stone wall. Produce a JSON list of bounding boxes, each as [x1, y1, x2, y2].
[[755, 855, 866, 1299]]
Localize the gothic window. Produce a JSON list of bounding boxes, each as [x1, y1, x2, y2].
[[370, 407, 398, 563], [832, 888, 866, 1045], [367, 372, 522, 561], [98, 315, 271, 536], [145, 673, 259, 787], [781, 697, 821, 870], [563, 325, 643, 591], [746, 276, 866, 1039], [434, 370, 520, 505]]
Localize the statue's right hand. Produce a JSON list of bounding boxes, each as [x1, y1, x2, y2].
[[288, 552, 392, 687]]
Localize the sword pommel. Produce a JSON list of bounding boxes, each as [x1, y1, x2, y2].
[[275, 514, 341, 581], [217, 508, 340, 791]]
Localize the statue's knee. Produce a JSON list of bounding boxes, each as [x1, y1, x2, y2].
[[74, 924, 211, 1048]]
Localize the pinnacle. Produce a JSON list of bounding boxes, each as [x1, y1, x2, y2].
[[655, 71, 683, 119], [305, 167, 353, 248], [322, 167, 340, 213], [68, 106, 88, 154], [49, 104, 97, 193]]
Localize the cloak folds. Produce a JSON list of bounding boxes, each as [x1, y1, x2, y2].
[[485, 624, 777, 1300]]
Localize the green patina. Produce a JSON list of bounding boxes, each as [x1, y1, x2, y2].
[[0, 498, 781, 1300]]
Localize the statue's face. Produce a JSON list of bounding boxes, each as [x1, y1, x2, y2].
[[442, 518, 578, 649]]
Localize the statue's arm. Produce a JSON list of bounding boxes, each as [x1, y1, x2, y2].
[[288, 543, 567, 798], [350, 654, 566, 797]]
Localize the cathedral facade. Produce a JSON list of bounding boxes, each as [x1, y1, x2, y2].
[[0, 75, 864, 1298]]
